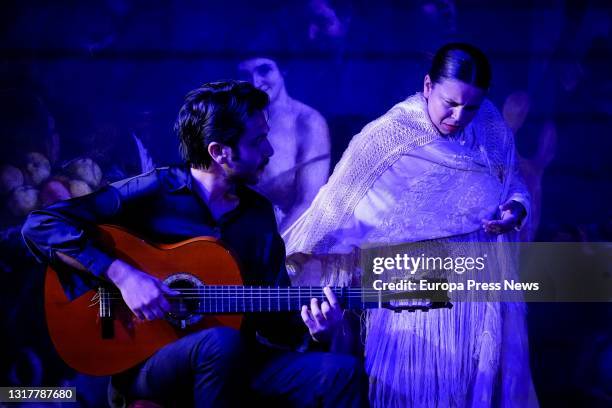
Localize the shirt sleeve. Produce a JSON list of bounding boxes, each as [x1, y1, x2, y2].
[[21, 170, 161, 277]]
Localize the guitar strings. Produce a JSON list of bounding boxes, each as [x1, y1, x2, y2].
[[98, 287, 433, 305]]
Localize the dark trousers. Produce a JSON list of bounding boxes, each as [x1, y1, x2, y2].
[[110, 327, 367, 407]]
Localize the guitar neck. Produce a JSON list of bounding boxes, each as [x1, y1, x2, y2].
[[179, 286, 378, 313], [102, 286, 379, 314]]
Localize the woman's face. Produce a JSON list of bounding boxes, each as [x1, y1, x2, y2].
[[423, 75, 486, 135]]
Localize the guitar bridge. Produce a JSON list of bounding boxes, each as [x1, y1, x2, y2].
[[98, 287, 115, 339]]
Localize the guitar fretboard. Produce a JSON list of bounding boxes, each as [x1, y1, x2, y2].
[[101, 286, 381, 313]]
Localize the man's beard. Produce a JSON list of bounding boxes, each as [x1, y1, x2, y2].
[[232, 158, 269, 186]]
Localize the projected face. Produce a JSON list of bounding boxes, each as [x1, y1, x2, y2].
[[423, 75, 486, 136], [237, 58, 285, 103]]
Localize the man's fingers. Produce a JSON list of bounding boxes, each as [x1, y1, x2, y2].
[[160, 284, 179, 314], [321, 300, 331, 320], [150, 293, 171, 318], [155, 306, 168, 319], [126, 299, 145, 320], [150, 304, 169, 320], [301, 305, 312, 322], [301, 305, 316, 330], [140, 305, 156, 321], [131, 296, 168, 320], [311, 297, 324, 323], [158, 296, 171, 314], [323, 286, 340, 309], [132, 309, 145, 321]]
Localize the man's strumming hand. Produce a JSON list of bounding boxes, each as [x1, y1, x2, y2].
[[104, 259, 179, 321]]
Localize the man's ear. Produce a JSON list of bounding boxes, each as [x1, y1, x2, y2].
[[208, 142, 232, 165], [423, 74, 433, 98]]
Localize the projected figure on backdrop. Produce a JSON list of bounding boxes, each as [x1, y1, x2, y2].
[[284, 43, 538, 407], [238, 57, 330, 233]]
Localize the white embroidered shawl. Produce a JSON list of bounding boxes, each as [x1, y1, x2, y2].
[[283, 93, 536, 407]]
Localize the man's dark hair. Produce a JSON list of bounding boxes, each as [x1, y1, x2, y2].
[[429, 43, 492, 90], [175, 80, 269, 169]]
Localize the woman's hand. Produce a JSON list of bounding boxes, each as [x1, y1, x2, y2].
[[482, 199, 527, 235]]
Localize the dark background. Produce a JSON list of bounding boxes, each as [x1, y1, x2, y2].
[[1, 1, 611, 406]]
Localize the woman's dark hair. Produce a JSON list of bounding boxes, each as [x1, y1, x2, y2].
[[429, 43, 492, 90], [175, 80, 269, 169]]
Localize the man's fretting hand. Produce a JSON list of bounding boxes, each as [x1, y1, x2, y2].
[[300, 286, 343, 343]]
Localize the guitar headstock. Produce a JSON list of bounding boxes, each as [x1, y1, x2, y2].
[[362, 285, 453, 312]]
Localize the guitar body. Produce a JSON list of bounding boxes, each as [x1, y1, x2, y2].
[[45, 225, 243, 376]]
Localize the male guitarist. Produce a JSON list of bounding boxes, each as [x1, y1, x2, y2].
[[22, 81, 366, 407]]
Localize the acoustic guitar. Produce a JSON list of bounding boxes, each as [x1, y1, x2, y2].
[[45, 225, 451, 376]]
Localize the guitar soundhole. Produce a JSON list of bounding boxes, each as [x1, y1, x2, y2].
[[163, 273, 204, 329]]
